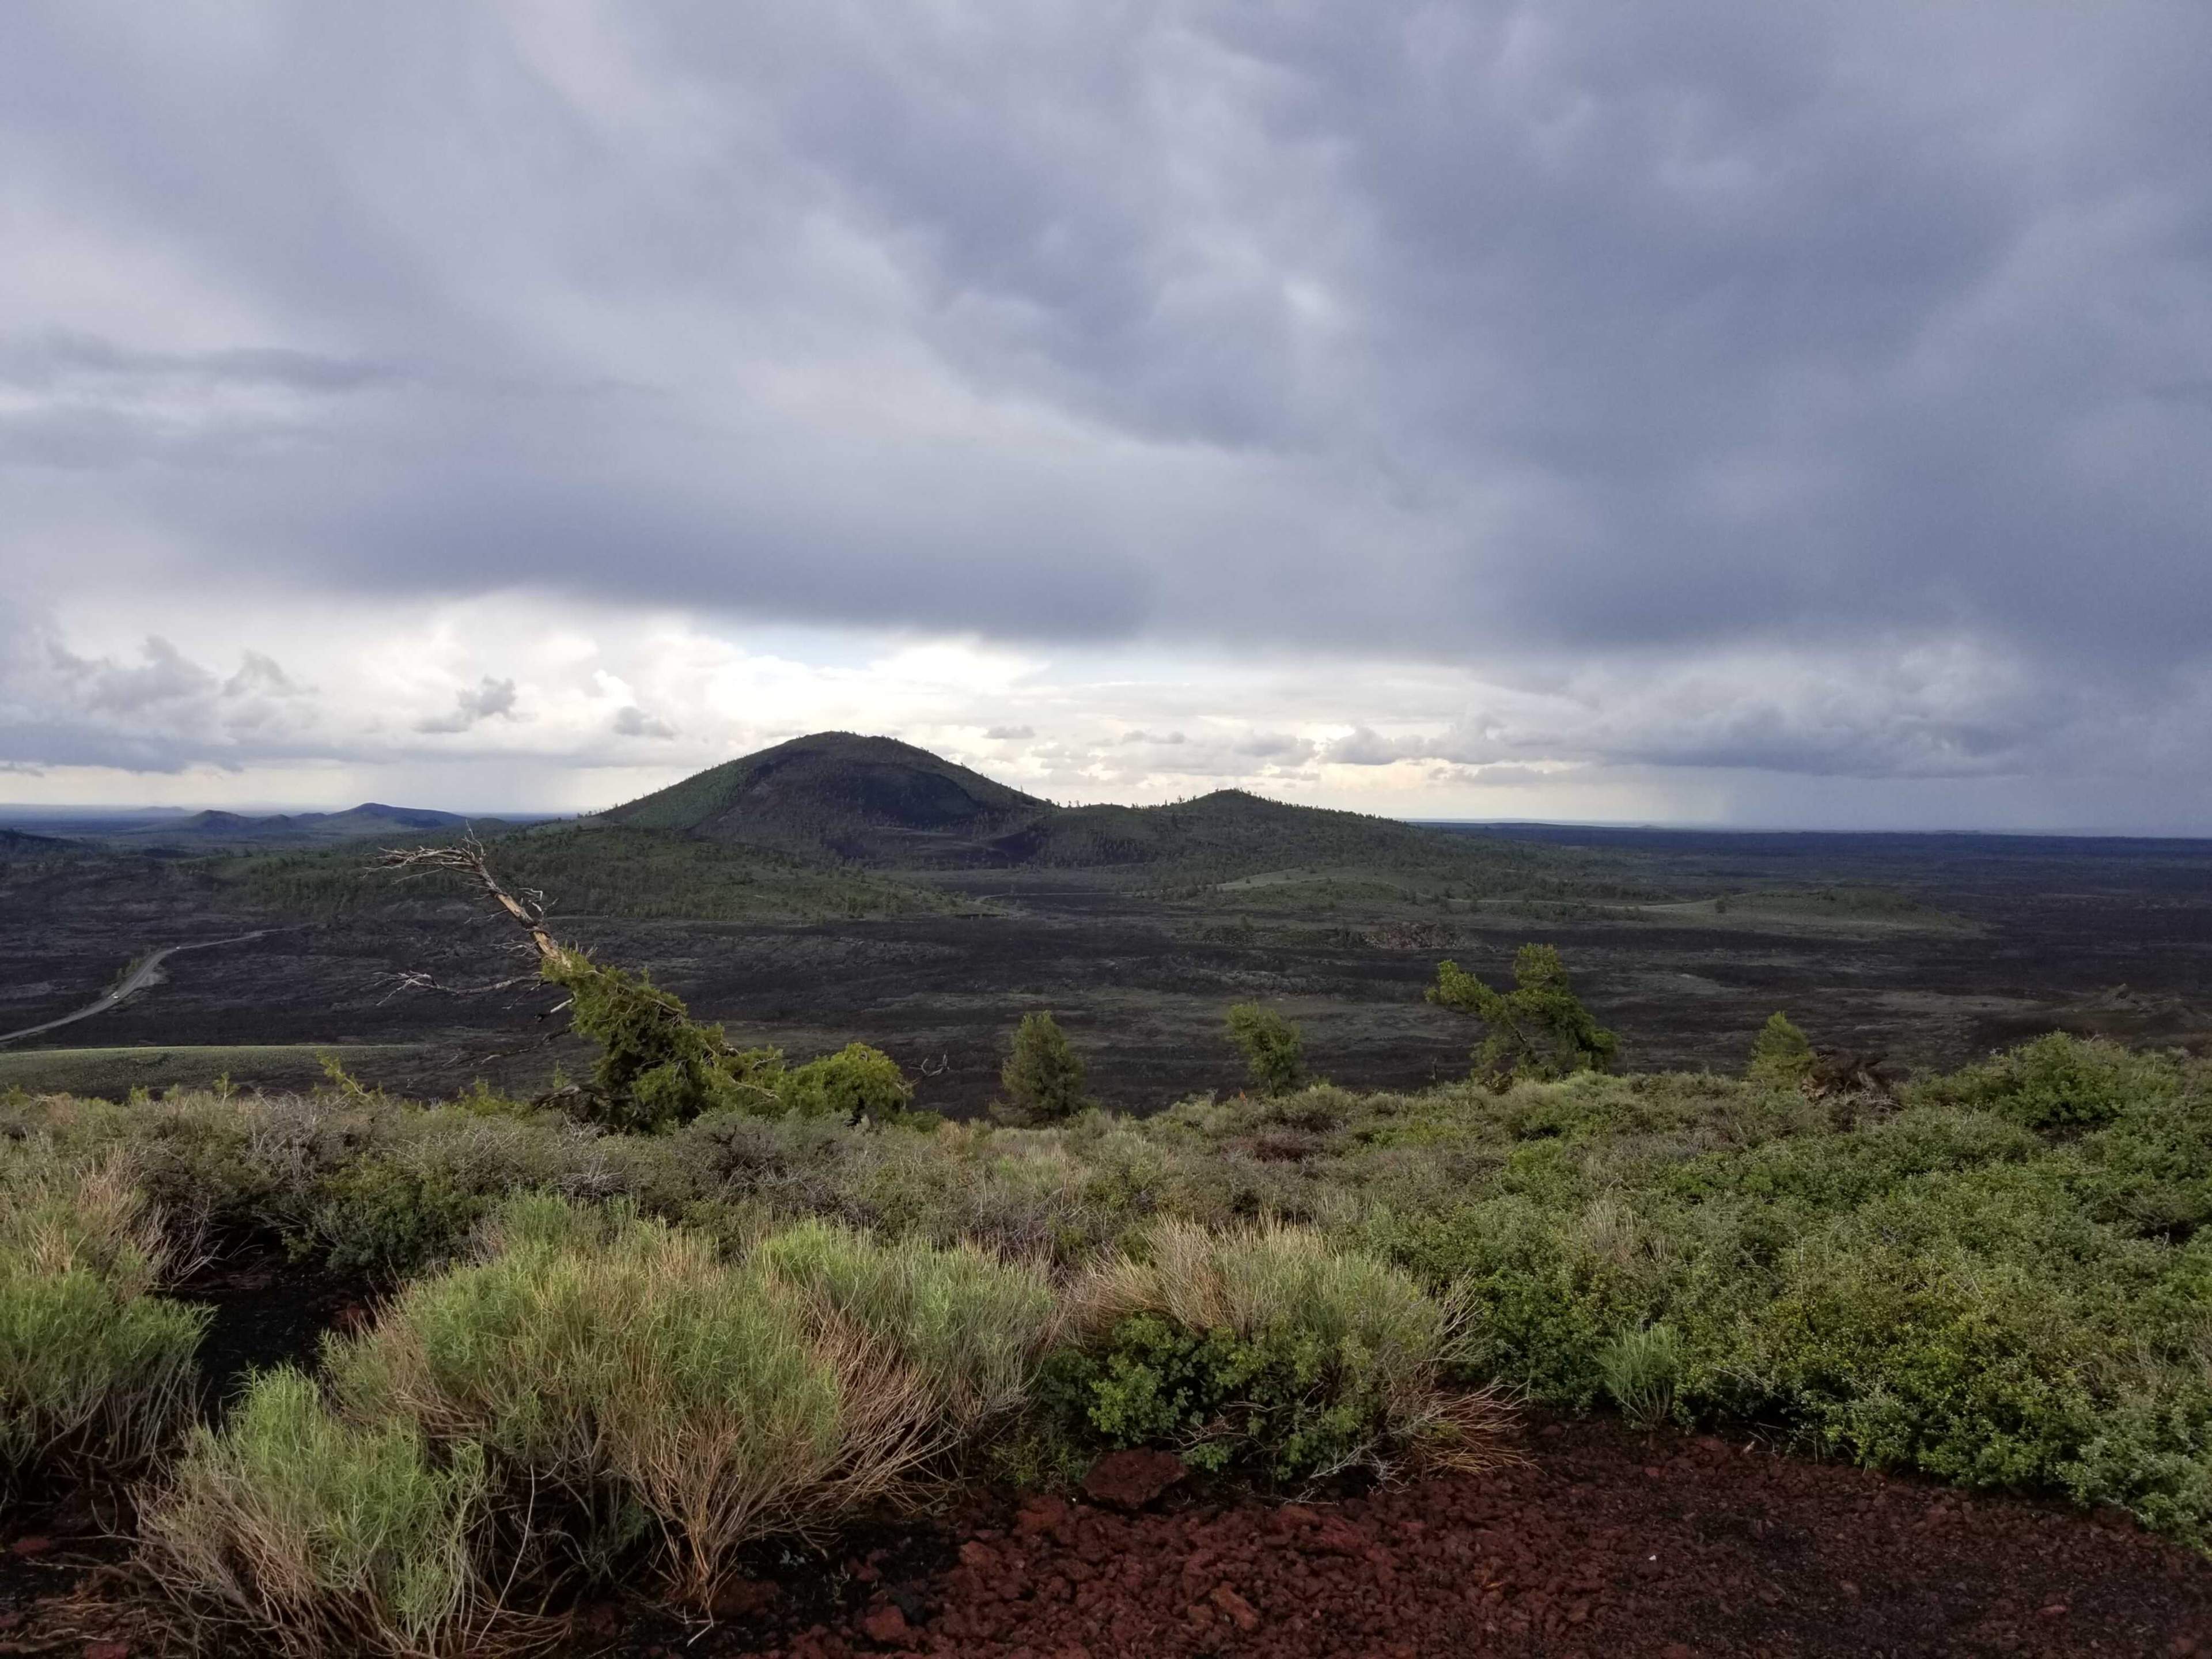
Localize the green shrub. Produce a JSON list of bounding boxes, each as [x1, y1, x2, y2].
[[1746, 1012, 1815, 1088], [325, 1196, 954, 1607], [0, 1153, 207, 1493], [1427, 944, 1618, 1086], [307, 1158, 492, 1277], [755, 1217, 1057, 1425], [1225, 1004, 1306, 1096], [144, 1366, 486, 1658], [1043, 1221, 1472, 1483], [1918, 1032, 2176, 1130], [775, 1043, 914, 1122], [999, 1012, 1089, 1123]]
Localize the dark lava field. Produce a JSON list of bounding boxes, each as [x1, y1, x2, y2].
[[5, 818, 2210, 1114]]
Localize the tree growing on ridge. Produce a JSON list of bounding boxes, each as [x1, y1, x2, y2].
[[998, 1010, 1088, 1122], [1426, 944, 1618, 1088], [1225, 1003, 1306, 1096]]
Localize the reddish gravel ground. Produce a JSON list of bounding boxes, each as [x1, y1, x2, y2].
[[10, 1415, 2212, 1657], [713, 1418, 2212, 1659]]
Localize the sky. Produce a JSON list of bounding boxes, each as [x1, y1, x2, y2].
[[3, 3, 2209, 831]]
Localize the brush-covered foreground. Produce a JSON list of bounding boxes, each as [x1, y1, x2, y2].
[[6, 1033, 2212, 1650]]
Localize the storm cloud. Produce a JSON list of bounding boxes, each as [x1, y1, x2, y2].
[[1, 2, 2208, 824]]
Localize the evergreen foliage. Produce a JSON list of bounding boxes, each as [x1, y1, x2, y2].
[[775, 1043, 915, 1122], [543, 952, 908, 1132], [1747, 1012, 1816, 1088], [548, 953, 778, 1132], [1225, 1003, 1306, 1096], [1426, 944, 1619, 1086], [1916, 1031, 2177, 1130], [999, 1011, 1089, 1122]]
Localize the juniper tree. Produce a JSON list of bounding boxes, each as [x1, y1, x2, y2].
[[1746, 1011, 1816, 1089], [1225, 1003, 1306, 1096], [999, 1010, 1088, 1122], [1426, 943, 1618, 1088]]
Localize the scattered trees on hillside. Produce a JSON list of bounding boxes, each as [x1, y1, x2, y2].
[[1426, 944, 1618, 1088], [998, 1010, 1089, 1122], [377, 839, 910, 1132], [1225, 1003, 1306, 1096]]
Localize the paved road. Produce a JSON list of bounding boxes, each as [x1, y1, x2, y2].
[[0, 931, 267, 1047]]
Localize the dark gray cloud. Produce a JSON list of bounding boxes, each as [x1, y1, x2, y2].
[[611, 704, 677, 740], [1, 2, 2208, 812], [416, 677, 520, 735]]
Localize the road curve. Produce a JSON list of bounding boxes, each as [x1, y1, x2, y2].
[[0, 932, 268, 1047]]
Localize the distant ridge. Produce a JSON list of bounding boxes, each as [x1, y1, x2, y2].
[[0, 827, 76, 855], [116, 802, 511, 847], [600, 730, 1514, 875]]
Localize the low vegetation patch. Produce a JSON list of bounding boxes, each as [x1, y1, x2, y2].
[[8, 1027, 2212, 1649], [1043, 1219, 1486, 1484], [144, 1195, 1065, 1647], [1, 1146, 207, 1496]]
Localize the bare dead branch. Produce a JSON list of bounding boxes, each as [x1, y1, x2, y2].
[[373, 968, 543, 1005], [374, 835, 574, 971]]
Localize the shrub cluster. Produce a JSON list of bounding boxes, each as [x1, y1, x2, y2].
[[1041, 1219, 1477, 1483], [1, 1146, 207, 1496], [137, 1194, 1465, 1651], [147, 1195, 1063, 1647], [548, 952, 913, 1132], [8, 1026, 2212, 1652]]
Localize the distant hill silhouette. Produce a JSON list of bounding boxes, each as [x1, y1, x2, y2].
[[601, 730, 1520, 876], [0, 827, 76, 855], [117, 802, 512, 848]]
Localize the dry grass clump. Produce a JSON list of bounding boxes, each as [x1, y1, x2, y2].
[[0, 1147, 207, 1493]]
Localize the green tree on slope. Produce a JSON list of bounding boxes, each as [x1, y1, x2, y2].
[[1426, 944, 1618, 1088], [1746, 1012, 1816, 1089], [999, 1011, 1089, 1122]]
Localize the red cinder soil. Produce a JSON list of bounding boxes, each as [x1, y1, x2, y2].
[[703, 1416, 2212, 1659], [13, 1415, 2212, 1654]]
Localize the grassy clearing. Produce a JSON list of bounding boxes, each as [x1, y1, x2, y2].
[[0, 1043, 418, 1100], [0, 1147, 208, 1494]]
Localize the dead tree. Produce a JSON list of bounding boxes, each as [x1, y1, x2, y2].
[[374, 835, 578, 999], [374, 835, 785, 1129], [1805, 1046, 1903, 1126]]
